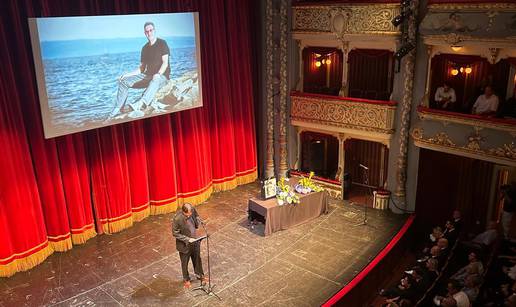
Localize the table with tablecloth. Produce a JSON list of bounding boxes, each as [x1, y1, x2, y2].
[[248, 183, 329, 236]]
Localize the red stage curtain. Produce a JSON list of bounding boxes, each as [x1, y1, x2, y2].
[[0, 0, 258, 277], [0, 19, 52, 277], [348, 49, 394, 101]]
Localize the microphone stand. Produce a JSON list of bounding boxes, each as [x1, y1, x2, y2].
[[192, 220, 221, 301]]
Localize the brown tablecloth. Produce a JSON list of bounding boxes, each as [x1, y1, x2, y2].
[[248, 187, 329, 236]]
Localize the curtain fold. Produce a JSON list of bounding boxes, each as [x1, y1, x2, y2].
[[0, 0, 258, 277]]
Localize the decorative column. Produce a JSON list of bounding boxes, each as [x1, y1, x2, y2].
[[395, 0, 420, 200], [421, 45, 433, 107], [296, 40, 305, 91], [339, 41, 350, 97], [264, 0, 275, 178], [337, 134, 348, 181], [277, 0, 289, 178], [295, 128, 304, 169]]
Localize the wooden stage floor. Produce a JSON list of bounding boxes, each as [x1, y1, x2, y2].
[[0, 182, 407, 306]]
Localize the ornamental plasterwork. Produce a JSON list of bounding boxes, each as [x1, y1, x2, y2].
[[489, 143, 516, 160], [463, 131, 484, 152], [290, 95, 396, 134], [421, 5, 516, 41], [293, 5, 400, 35], [428, 132, 455, 147], [411, 128, 516, 166], [428, 3, 516, 12]]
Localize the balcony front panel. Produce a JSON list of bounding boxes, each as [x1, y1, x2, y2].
[[412, 107, 516, 166], [290, 92, 397, 134]]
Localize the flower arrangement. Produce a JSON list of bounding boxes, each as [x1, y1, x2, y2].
[[276, 177, 300, 205], [295, 171, 324, 194]]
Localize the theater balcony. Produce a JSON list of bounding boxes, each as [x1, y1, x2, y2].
[[412, 106, 516, 166], [290, 91, 397, 138]]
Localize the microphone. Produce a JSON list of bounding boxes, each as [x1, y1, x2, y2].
[[359, 164, 369, 170], [197, 215, 206, 225]]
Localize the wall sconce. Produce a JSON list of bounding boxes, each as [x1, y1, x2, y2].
[[451, 65, 472, 76], [313, 52, 333, 68], [451, 46, 463, 52]]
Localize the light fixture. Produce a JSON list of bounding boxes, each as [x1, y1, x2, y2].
[[322, 59, 326, 65], [451, 46, 463, 52], [451, 68, 459, 76], [394, 42, 415, 59], [459, 67, 464, 73], [465, 67, 472, 74], [391, 14, 405, 27], [326, 58, 331, 65], [315, 60, 321, 67]]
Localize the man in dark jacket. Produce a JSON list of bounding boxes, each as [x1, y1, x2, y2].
[[173, 203, 207, 289]]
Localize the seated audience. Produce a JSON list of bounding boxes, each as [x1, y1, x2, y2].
[[434, 81, 457, 110], [465, 221, 499, 250], [434, 280, 470, 307], [461, 274, 481, 303], [451, 251, 484, 284], [382, 275, 418, 304], [443, 220, 459, 245], [452, 210, 463, 233], [472, 85, 499, 116]]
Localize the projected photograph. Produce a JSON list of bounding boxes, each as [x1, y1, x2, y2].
[[29, 13, 202, 138]]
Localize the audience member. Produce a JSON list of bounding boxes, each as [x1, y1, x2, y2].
[[443, 220, 459, 245], [501, 184, 516, 238], [452, 210, 463, 233], [472, 85, 499, 116], [462, 221, 499, 252], [461, 274, 481, 303], [434, 81, 457, 110], [451, 251, 484, 283]]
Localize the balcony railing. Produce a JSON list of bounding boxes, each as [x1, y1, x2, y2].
[[290, 91, 397, 134], [413, 106, 516, 166], [417, 106, 516, 133]]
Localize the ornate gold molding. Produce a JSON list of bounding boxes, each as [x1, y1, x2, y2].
[[278, 0, 289, 177], [411, 128, 516, 166], [265, 0, 275, 178], [417, 107, 516, 134], [293, 4, 401, 35], [395, 0, 419, 199], [290, 94, 397, 135], [422, 34, 516, 47], [489, 143, 516, 160], [428, 3, 516, 12]]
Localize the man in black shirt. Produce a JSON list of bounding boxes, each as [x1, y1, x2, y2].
[[109, 21, 170, 119]]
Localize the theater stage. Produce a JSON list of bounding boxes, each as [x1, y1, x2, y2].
[[0, 183, 407, 306]]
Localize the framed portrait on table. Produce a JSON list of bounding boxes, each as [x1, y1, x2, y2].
[[261, 178, 277, 200]]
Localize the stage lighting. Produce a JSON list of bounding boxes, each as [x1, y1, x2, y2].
[[392, 14, 405, 27], [401, 0, 411, 8], [394, 42, 415, 59]]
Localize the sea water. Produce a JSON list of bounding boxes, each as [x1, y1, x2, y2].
[[40, 36, 197, 129]]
